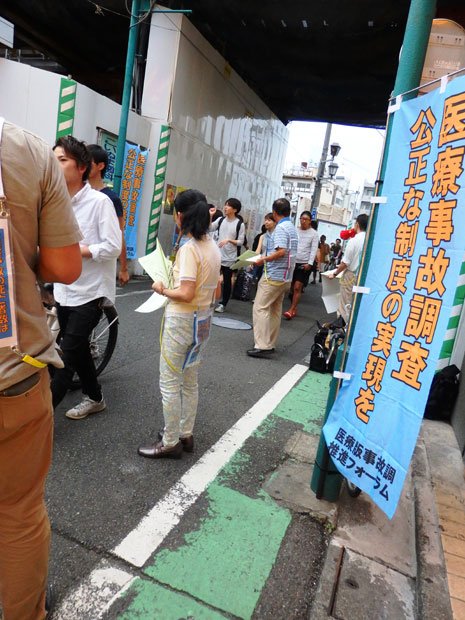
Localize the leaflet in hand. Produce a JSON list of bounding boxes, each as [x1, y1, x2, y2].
[[138, 241, 172, 286], [136, 241, 171, 313], [245, 254, 262, 263], [135, 292, 168, 313], [321, 270, 343, 314], [230, 250, 259, 270]]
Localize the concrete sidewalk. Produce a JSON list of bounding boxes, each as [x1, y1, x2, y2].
[[311, 418, 464, 620]]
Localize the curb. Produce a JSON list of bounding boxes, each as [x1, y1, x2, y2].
[[310, 429, 456, 619], [412, 438, 453, 620]]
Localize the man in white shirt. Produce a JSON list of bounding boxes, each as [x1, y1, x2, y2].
[[51, 136, 122, 419], [283, 210, 319, 319], [327, 213, 368, 324], [209, 197, 245, 313]]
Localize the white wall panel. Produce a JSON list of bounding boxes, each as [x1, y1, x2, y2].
[[158, 12, 289, 240], [0, 59, 150, 149], [0, 59, 59, 143], [73, 83, 151, 146], [142, 12, 181, 121]]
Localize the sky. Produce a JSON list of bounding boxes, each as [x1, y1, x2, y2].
[[284, 121, 386, 192]]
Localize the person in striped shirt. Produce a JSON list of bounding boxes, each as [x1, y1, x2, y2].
[[247, 198, 298, 358]]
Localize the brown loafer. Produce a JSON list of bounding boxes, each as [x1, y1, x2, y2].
[[138, 440, 183, 459], [158, 431, 194, 453]]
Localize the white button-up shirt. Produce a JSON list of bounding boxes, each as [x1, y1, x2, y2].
[[54, 183, 122, 306]]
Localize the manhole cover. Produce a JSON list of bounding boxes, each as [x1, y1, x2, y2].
[[212, 317, 252, 330]]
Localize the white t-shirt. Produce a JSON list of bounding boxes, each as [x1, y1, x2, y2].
[[295, 227, 319, 264], [343, 231, 366, 275], [210, 216, 245, 266]]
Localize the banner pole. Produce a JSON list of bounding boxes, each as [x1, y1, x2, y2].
[[113, 0, 141, 196], [311, 0, 438, 501]]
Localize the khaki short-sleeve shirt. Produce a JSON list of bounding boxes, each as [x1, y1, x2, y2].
[[0, 122, 82, 389]]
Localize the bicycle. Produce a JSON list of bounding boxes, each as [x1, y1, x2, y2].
[[43, 286, 119, 389]]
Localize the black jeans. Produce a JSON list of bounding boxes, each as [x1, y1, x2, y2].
[[220, 266, 233, 307], [51, 299, 103, 408]]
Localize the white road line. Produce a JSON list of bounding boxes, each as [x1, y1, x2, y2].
[[116, 289, 152, 299], [113, 363, 307, 566], [54, 562, 135, 620], [53, 363, 307, 619]]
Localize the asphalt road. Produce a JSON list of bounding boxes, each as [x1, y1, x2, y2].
[[46, 276, 331, 611]]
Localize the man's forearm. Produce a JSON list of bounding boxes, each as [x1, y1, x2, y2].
[[119, 234, 128, 270], [333, 261, 348, 276]]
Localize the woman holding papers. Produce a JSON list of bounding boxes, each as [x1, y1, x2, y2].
[[252, 212, 276, 281], [138, 190, 221, 459]]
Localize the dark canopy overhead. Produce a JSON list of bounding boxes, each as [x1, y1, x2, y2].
[[1, 1, 465, 127]]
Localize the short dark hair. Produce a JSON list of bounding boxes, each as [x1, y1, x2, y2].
[[356, 213, 368, 231], [87, 144, 108, 178], [272, 197, 291, 217], [300, 210, 312, 219], [225, 197, 242, 214], [175, 189, 210, 240], [53, 135, 91, 181]]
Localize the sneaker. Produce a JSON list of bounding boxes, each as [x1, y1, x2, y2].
[[65, 396, 106, 420], [214, 304, 225, 313]]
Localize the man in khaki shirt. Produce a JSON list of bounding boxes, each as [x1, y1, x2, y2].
[[0, 120, 81, 620]]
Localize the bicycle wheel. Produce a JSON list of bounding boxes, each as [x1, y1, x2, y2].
[[70, 302, 119, 389], [347, 480, 362, 498]]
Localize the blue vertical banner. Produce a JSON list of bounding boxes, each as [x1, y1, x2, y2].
[[323, 75, 465, 519], [120, 144, 148, 259], [99, 131, 148, 259]]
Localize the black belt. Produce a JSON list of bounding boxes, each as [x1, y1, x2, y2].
[[0, 372, 40, 397]]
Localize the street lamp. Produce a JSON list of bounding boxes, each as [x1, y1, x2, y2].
[[330, 142, 341, 158], [328, 160, 339, 179]]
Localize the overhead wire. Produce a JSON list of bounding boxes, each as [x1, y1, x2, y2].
[[84, 0, 129, 19]]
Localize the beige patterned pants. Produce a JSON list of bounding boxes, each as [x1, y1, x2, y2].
[[160, 312, 211, 448]]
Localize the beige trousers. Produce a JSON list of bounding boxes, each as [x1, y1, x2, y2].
[[0, 369, 52, 620], [339, 270, 356, 322], [253, 278, 291, 350]]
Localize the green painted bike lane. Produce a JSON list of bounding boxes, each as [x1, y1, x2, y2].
[[113, 370, 331, 619]]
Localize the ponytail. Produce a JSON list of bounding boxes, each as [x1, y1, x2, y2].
[[174, 189, 210, 240]]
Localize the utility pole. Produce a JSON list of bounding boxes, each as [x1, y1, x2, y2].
[[310, 123, 332, 215], [112, 3, 192, 195], [113, 0, 141, 195]]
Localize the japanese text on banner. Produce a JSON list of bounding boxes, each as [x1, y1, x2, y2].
[[323, 77, 465, 519]]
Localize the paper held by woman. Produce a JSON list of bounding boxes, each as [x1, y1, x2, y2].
[[135, 242, 171, 313]]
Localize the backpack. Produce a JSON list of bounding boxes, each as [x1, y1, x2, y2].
[[424, 364, 460, 421], [309, 322, 345, 374], [217, 217, 246, 256]]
